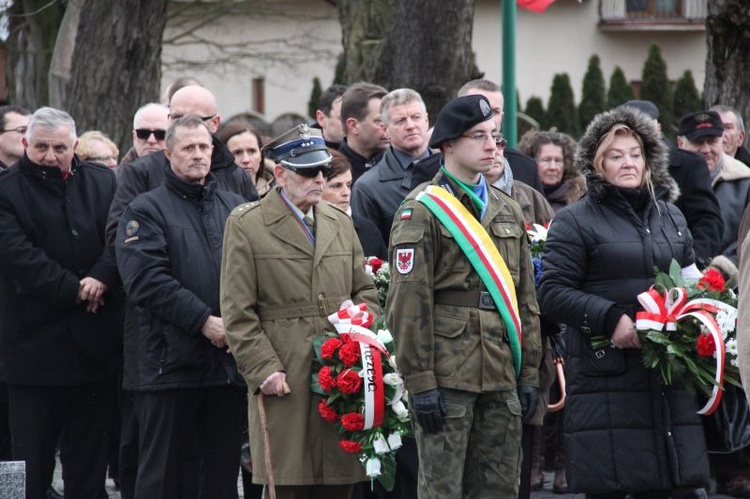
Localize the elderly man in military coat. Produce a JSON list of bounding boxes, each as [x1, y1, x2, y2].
[[221, 125, 379, 499]]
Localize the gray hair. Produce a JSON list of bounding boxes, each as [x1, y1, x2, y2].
[[165, 114, 211, 150], [457, 79, 501, 97], [26, 107, 76, 142], [709, 104, 745, 133], [380, 88, 426, 125], [133, 102, 169, 129]]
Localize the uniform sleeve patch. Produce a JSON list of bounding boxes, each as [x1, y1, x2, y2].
[[395, 248, 415, 275], [125, 220, 140, 237], [399, 208, 413, 220]]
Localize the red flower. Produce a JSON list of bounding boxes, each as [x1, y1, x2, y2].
[[318, 366, 336, 391], [338, 439, 362, 453], [340, 412, 365, 431], [696, 334, 716, 357], [318, 399, 338, 423], [525, 222, 532, 231], [337, 369, 362, 395], [338, 341, 361, 367], [321, 338, 343, 359], [698, 269, 726, 292], [366, 257, 383, 273]]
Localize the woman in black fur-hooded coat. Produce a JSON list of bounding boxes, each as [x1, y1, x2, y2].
[[537, 107, 710, 498]]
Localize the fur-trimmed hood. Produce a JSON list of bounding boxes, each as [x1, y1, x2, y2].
[[576, 107, 679, 202]]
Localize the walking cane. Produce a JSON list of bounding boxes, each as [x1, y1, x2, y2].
[[258, 381, 291, 499], [547, 359, 566, 412]]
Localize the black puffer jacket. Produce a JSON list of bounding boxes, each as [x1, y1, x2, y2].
[[115, 168, 246, 390], [538, 107, 709, 493]]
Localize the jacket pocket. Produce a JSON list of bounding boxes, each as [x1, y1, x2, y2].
[[432, 312, 467, 378], [490, 221, 523, 281], [580, 340, 626, 377]]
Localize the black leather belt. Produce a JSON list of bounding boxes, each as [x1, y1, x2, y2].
[[434, 290, 495, 310]]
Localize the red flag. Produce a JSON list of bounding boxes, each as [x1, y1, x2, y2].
[[517, 0, 556, 13]]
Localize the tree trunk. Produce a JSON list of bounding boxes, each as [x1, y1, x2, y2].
[[704, 1, 750, 125], [337, 0, 480, 123], [6, 0, 65, 108], [61, 0, 169, 152]]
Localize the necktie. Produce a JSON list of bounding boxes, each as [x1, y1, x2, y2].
[[303, 216, 315, 234]]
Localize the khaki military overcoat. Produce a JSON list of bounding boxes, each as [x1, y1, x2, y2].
[[221, 187, 379, 485]]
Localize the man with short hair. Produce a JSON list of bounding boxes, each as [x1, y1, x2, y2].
[[314, 84, 347, 148], [117, 103, 170, 168], [221, 124, 379, 499], [352, 88, 440, 246], [0, 105, 30, 169], [710, 104, 750, 167], [116, 115, 247, 498], [0, 107, 122, 498], [107, 85, 257, 499], [338, 82, 390, 182], [387, 95, 541, 497], [678, 110, 750, 264]]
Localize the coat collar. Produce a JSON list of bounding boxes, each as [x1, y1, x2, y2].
[[261, 187, 342, 263]]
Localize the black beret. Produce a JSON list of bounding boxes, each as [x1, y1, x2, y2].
[[429, 95, 494, 149], [678, 111, 723, 142]]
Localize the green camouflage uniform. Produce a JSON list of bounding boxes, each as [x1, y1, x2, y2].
[[387, 171, 542, 498]]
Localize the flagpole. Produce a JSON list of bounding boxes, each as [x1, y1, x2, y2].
[[501, 0, 518, 147]]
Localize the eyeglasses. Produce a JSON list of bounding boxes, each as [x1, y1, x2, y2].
[[459, 132, 507, 148], [135, 128, 167, 141], [284, 164, 332, 178], [168, 113, 216, 122], [0, 126, 27, 135]]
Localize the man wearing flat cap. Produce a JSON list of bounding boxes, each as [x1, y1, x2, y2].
[[387, 95, 542, 497], [221, 124, 379, 499], [677, 110, 750, 265]]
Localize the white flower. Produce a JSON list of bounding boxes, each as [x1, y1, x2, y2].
[[731, 357, 739, 367], [387, 432, 403, 451], [365, 457, 382, 478], [391, 400, 409, 421], [377, 329, 393, 345], [383, 373, 402, 386], [372, 435, 390, 455], [725, 338, 738, 357], [716, 308, 737, 338]]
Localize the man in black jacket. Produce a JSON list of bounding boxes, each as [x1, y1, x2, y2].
[[0, 107, 122, 499], [116, 115, 247, 498], [108, 84, 259, 499], [352, 88, 441, 246]]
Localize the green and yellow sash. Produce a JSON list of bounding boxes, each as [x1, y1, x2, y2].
[[416, 185, 522, 376]]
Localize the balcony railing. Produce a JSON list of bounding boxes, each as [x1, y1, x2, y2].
[[599, 0, 706, 30]]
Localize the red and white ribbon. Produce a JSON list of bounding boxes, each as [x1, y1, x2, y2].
[[328, 300, 387, 429], [635, 286, 735, 415]]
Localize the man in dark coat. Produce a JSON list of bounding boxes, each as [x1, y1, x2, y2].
[[107, 85, 258, 499], [0, 107, 122, 499], [338, 82, 390, 183], [115, 115, 247, 498], [352, 88, 441, 247]]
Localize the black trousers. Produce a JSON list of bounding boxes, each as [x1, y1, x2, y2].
[[7, 378, 116, 499], [133, 385, 244, 499], [118, 389, 139, 499]]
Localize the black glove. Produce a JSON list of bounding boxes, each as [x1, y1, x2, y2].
[[412, 388, 446, 434], [518, 385, 538, 424], [549, 329, 567, 362]]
